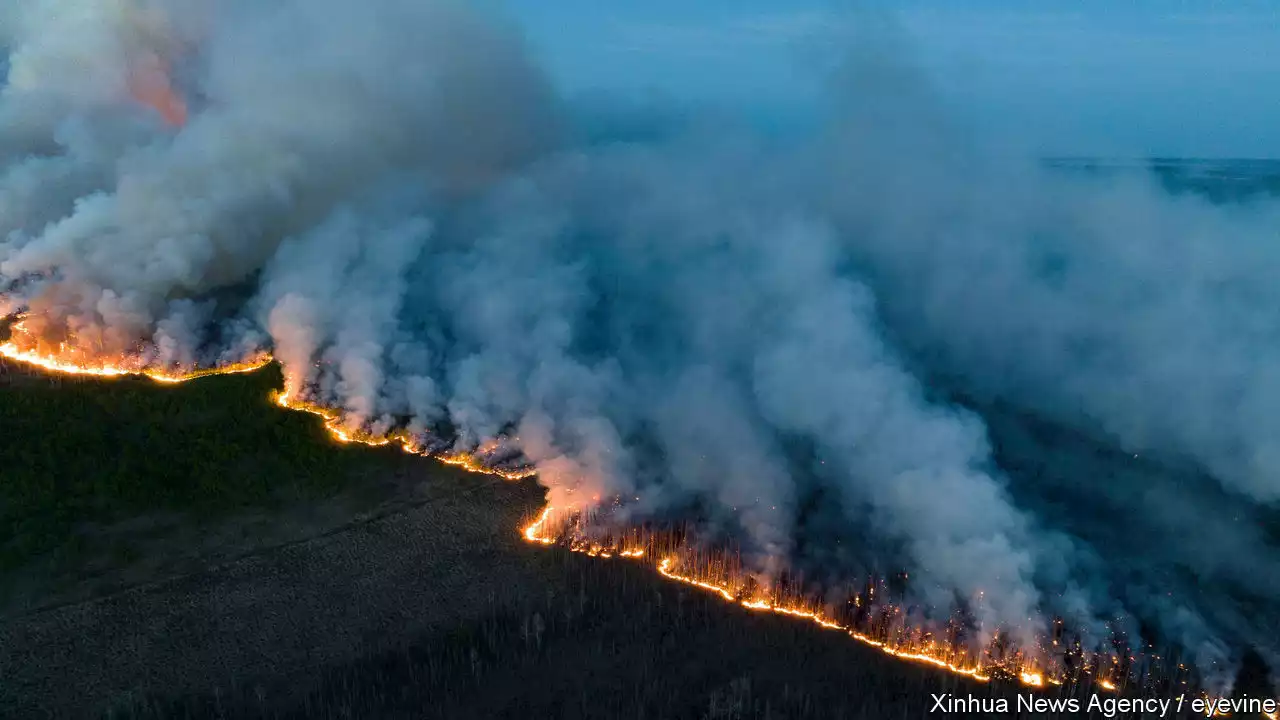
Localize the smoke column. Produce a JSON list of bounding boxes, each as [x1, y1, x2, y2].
[[1, 0, 1277, 684]]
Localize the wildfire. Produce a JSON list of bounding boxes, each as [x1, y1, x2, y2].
[[129, 52, 188, 127], [272, 390, 402, 448], [0, 341, 270, 382], [438, 451, 536, 481], [1020, 671, 1045, 687], [0, 339, 1080, 692], [268, 388, 537, 482], [652, 550, 999, 681], [5, 336, 1270, 710], [518, 509, 1009, 684], [658, 557, 737, 602], [523, 506, 557, 545]]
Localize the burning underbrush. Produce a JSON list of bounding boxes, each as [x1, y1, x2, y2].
[[521, 505, 1219, 698]]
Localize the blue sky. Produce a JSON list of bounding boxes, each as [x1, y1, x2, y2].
[[497, 0, 1280, 158]]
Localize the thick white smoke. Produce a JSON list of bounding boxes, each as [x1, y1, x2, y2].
[[0, 0, 559, 357], [2, 0, 1277, 680], [818, 102, 1280, 503]]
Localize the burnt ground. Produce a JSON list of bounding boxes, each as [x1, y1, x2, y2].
[[0, 361, 1207, 719]]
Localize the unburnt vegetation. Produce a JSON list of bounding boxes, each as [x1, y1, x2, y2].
[[0, 360, 444, 619], [1, 363, 350, 514]]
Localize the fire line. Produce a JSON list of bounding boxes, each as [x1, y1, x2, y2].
[[0, 339, 1260, 708]]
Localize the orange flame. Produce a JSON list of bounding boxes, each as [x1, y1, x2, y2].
[[521, 507, 1019, 685], [651, 551, 998, 681], [0, 341, 269, 382], [523, 506, 557, 545], [129, 53, 188, 127]]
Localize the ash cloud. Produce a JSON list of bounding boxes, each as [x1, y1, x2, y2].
[[1, 0, 1278, 682]]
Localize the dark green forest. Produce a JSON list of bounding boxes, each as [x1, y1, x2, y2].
[[0, 362, 380, 571]]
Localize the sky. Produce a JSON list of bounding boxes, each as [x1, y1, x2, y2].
[[497, 0, 1280, 158]]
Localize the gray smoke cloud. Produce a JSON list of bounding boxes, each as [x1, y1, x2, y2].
[[0, 0, 559, 353], [1, 0, 1277, 683]]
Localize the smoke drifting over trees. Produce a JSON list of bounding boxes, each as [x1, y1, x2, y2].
[[1, 0, 1277, 685]]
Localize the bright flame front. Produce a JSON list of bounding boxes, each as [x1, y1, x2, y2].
[[1, 336, 1270, 712]]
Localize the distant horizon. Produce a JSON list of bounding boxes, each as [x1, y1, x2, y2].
[[1046, 156, 1280, 164], [503, 1, 1280, 159]]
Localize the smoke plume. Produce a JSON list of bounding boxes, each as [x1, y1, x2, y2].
[[2, 0, 1277, 685]]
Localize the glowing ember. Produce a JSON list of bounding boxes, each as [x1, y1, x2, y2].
[[1020, 671, 1045, 687]]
